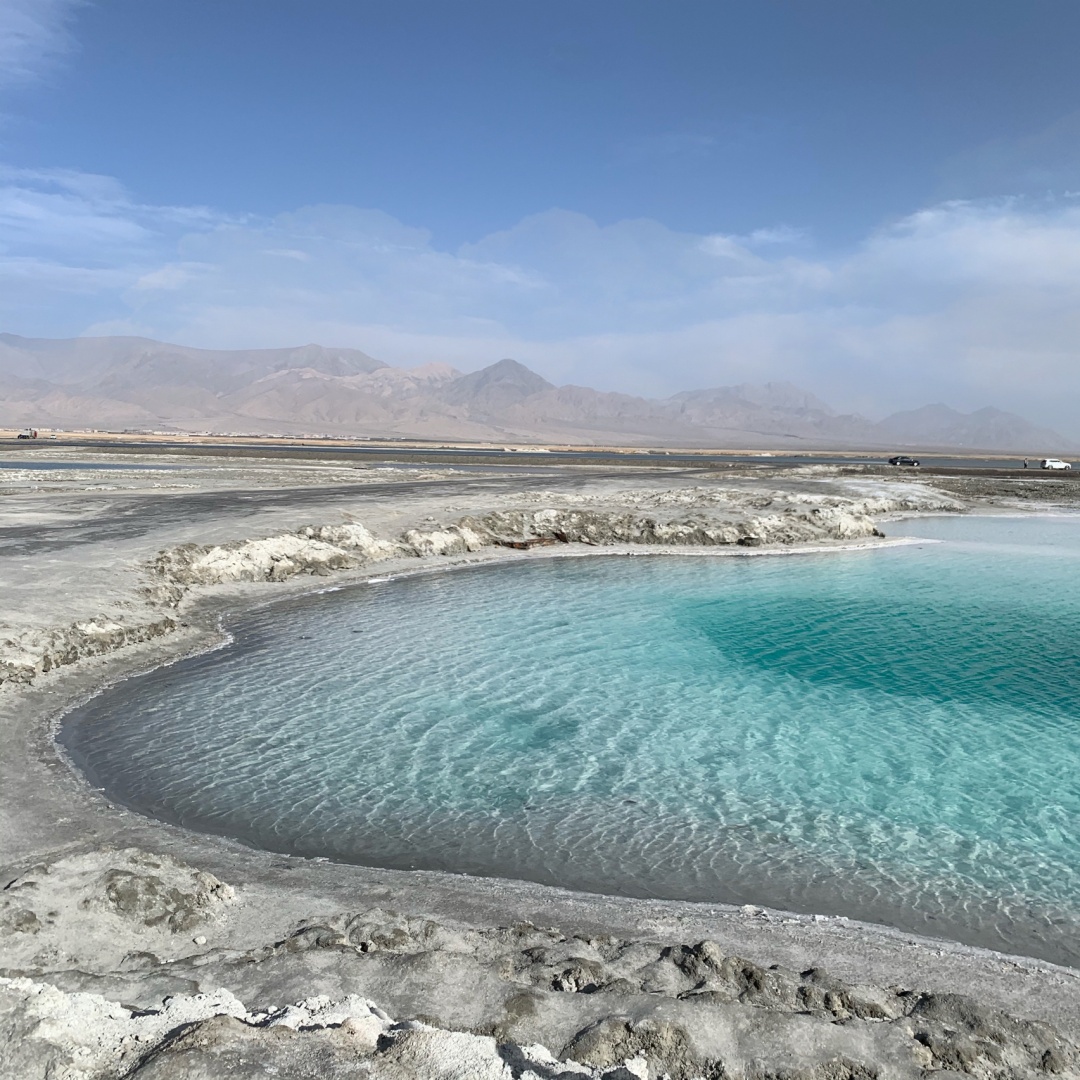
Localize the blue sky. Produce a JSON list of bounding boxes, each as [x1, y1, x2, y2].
[[3, 0, 1080, 429]]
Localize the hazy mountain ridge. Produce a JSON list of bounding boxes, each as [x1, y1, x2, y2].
[[0, 334, 1072, 452], [875, 403, 1069, 452]]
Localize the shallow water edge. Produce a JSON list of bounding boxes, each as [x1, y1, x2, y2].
[[52, 521, 1080, 971]]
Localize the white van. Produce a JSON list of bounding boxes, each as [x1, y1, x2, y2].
[[1040, 458, 1072, 470]]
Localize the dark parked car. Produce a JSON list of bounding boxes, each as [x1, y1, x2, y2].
[[888, 455, 920, 467]]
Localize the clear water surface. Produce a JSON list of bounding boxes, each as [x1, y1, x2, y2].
[[61, 514, 1080, 966]]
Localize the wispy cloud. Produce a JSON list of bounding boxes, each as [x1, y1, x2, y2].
[[0, 163, 237, 332], [0, 0, 82, 88], [0, 165, 238, 259], [4, 163, 1080, 433], [744, 224, 807, 246]]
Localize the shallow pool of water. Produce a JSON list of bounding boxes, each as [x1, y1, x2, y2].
[[62, 514, 1080, 965]]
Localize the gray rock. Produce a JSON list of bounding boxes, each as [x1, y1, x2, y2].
[[563, 1016, 699, 1078]]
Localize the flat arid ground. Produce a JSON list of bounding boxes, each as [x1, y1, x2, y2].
[[3, 441, 1080, 1079]]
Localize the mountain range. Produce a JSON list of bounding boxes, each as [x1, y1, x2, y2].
[[0, 333, 1071, 453]]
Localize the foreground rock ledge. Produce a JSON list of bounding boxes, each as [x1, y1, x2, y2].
[[1, 848, 1077, 1079]]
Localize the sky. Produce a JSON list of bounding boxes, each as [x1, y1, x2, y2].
[[3, 0, 1080, 430]]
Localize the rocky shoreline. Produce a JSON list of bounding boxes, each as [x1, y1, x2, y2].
[[2, 452, 1079, 1078], [1, 474, 959, 687], [4, 849, 1077, 1079]]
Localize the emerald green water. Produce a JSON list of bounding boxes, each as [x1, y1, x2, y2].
[[62, 514, 1080, 966]]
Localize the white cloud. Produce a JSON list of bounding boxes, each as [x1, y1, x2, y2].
[[0, 0, 81, 88], [133, 264, 203, 291], [3, 165, 1080, 433], [262, 248, 312, 262], [0, 165, 235, 267], [745, 225, 807, 246]]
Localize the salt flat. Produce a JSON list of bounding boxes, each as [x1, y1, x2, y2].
[[2, 447, 1079, 1079]]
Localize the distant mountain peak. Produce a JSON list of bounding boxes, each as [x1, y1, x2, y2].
[[667, 380, 837, 416], [0, 334, 1072, 451], [877, 403, 1073, 451], [438, 358, 555, 412], [270, 343, 385, 377], [477, 357, 551, 384]]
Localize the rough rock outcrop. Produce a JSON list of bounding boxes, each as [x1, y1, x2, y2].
[[454, 505, 882, 548], [149, 491, 922, 597], [4, 910, 1078, 1079], [251, 910, 1079, 1080], [1, 850, 235, 975], [0, 616, 176, 687], [151, 523, 400, 587], [401, 523, 489, 556], [3, 851, 1078, 1078], [0, 979, 650, 1080]]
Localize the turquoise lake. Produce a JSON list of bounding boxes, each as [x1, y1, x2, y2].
[[61, 514, 1080, 966]]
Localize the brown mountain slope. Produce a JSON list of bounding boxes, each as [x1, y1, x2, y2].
[[0, 334, 1072, 451]]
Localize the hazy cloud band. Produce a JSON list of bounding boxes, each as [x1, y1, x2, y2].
[[2, 164, 1080, 433]]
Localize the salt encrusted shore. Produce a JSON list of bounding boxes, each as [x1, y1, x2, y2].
[[2, 450, 1080, 1079]]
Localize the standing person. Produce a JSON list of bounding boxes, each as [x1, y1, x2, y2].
[[1023, 458, 1028, 469]]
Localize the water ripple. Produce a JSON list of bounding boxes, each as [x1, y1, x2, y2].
[[61, 515, 1080, 967]]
